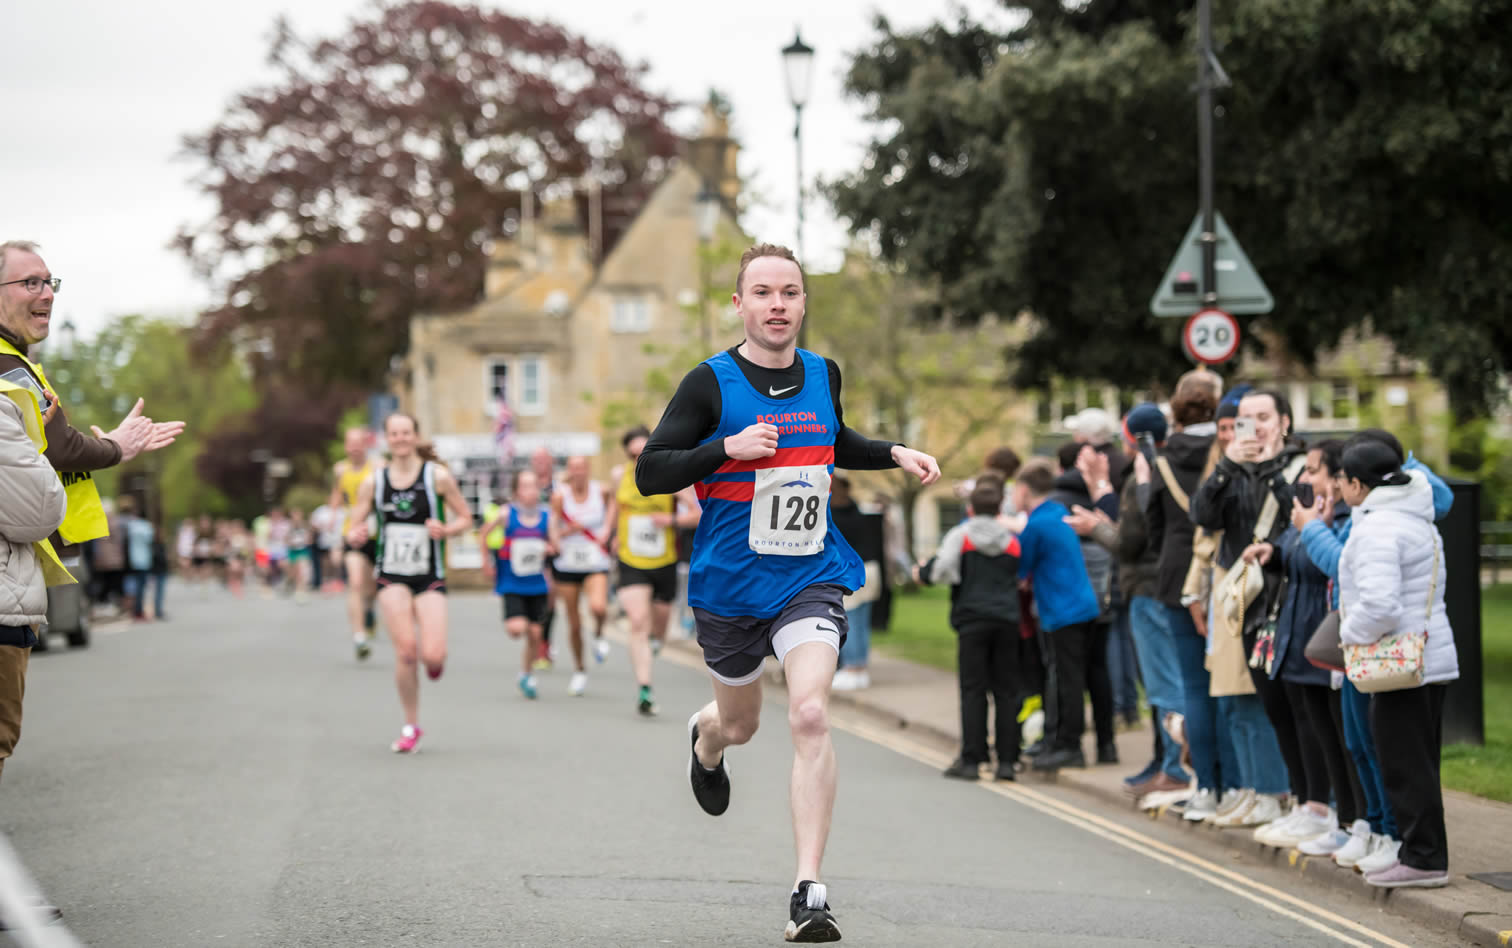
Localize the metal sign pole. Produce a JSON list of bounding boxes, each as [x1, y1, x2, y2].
[[1197, 0, 1218, 309]]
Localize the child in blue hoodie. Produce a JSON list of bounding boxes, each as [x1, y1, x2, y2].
[[1011, 458, 1102, 771]]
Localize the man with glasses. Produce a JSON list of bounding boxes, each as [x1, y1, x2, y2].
[[0, 240, 182, 776]]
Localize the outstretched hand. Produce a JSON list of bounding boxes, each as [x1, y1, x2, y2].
[[892, 446, 940, 485]]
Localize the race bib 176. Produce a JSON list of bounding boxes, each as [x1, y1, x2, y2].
[[381, 523, 431, 576]]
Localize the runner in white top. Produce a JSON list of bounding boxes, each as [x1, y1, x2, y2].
[[548, 456, 612, 696]]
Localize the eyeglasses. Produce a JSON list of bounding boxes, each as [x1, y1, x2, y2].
[[0, 277, 62, 295]]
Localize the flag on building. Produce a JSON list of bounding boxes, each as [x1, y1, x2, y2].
[[493, 390, 515, 469]]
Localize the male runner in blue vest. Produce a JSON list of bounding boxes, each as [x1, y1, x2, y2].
[[637, 243, 940, 943]]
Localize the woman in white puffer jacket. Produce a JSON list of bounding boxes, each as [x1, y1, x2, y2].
[[1337, 438, 1457, 890]]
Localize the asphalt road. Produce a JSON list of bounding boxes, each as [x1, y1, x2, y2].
[[2, 583, 1457, 946]]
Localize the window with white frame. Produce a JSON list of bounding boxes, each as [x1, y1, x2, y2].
[[1299, 379, 1359, 430], [517, 355, 547, 415], [611, 295, 652, 333]]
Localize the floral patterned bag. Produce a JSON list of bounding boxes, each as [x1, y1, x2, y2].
[[1343, 534, 1438, 694]]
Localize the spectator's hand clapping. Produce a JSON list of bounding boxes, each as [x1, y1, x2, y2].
[[1063, 504, 1110, 537], [94, 398, 152, 462]]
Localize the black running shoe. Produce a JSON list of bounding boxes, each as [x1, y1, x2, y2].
[[687, 713, 731, 816], [638, 686, 658, 716], [786, 881, 841, 943]]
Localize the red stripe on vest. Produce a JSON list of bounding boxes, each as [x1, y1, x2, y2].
[[701, 481, 756, 503], [716, 444, 835, 474]]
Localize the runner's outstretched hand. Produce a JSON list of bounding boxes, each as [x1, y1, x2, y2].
[[725, 422, 778, 461], [891, 446, 941, 486]]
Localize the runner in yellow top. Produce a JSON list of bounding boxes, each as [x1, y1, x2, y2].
[[609, 425, 701, 716], [329, 427, 380, 660]]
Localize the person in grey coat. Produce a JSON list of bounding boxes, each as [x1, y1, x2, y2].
[[0, 391, 68, 784]]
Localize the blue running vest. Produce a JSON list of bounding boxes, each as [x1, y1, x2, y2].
[[689, 349, 864, 618], [494, 506, 550, 596]]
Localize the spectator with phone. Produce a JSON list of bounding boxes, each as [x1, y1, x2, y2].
[[1190, 388, 1306, 840], [1237, 439, 1368, 852]]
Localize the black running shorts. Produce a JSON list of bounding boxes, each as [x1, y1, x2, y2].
[[503, 593, 550, 626], [693, 584, 849, 687], [552, 565, 607, 585], [377, 575, 446, 596], [344, 538, 379, 562], [616, 561, 678, 604]]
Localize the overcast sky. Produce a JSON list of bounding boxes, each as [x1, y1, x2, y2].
[[4, 0, 1007, 339]]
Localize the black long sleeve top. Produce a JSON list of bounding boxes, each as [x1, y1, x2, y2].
[[635, 346, 899, 495]]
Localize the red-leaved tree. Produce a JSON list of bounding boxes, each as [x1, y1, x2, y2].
[[179, 0, 681, 395]]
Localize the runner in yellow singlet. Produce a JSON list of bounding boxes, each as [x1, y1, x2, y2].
[[608, 426, 701, 716], [329, 427, 380, 660]]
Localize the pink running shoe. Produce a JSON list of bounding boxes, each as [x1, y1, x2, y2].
[[391, 725, 423, 753]]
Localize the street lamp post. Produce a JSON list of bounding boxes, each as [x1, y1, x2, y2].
[[782, 29, 815, 349]]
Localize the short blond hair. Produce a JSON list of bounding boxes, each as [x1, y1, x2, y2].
[[736, 243, 805, 295], [0, 240, 41, 281]]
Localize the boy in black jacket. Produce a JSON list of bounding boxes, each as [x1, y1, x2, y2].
[[916, 476, 1023, 781]]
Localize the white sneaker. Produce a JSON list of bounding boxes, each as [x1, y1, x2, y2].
[[1211, 788, 1255, 824], [1252, 805, 1299, 842], [1231, 793, 1284, 828], [1263, 808, 1336, 848], [1332, 821, 1375, 868], [1298, 827, 1352, 856], [569, 672, 588, 696], [832, 669, 870, 691], [594, 639, 611, 663], [1183, 789, 1220, 822], [1356, 836, 1402, 875]]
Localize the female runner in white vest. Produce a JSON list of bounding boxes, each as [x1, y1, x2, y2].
[[548, 455, 613, 696], [345, 413, 474, 753]]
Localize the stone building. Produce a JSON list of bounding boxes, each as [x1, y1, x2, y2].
[[392, 105, 742, 571]]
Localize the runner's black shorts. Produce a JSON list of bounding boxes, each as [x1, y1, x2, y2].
[[377, 575, 446, 596], [503, 593, 550, 626], [344, 538, 379, 562], [552, 565, 607, 585], [616, 561, 678, 603], [693, 584, 850, 687]]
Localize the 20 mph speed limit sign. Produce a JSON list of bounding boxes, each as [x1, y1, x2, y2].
[[1182, 308, 1241, 365]]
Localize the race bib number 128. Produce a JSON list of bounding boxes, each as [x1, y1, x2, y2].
[[749, 465, 829, 556]]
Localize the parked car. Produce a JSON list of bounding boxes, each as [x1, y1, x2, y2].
[[38, 554, 92, 651]]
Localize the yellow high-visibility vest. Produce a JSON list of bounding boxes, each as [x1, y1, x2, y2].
[[0, 378, 75, 587], [0, 338, 109, 544]]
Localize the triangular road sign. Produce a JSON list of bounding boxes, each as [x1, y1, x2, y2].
[[1150, 211, 1274, 317]]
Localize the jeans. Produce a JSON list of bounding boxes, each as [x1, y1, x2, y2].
[[1169, 605, 1225, 792], [123, 570, 149, 618], [1217, 693, 1291, 794], [1340, 680, 1398, 837], [839, 600, 872, 669], [1106, 605, 1139, 715], [1128, 597, 1182, 712], [956, 620, 1022, 764], [150, 570, 167, 619]]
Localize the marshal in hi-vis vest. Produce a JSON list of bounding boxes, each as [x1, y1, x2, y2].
[[0, 378, 75, 587], [0, 338, 110, 545]]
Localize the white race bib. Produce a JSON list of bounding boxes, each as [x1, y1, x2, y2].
[[627, 514, 668, 560], [381, 523, 431, 576], [509, 537, 546, 576], [559, 541, 601, 572], [749, 465, 830, 556]]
